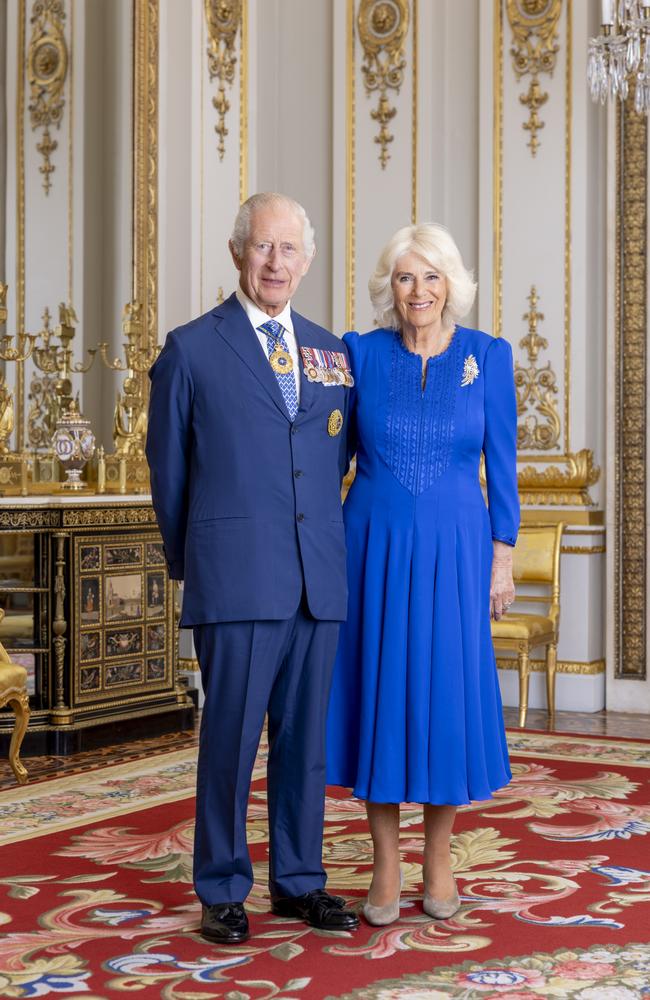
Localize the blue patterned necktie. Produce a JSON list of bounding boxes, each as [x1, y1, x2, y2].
[[259, 319, 299, 421]]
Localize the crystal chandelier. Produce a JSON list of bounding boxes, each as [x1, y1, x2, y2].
[[588, 0, 650, 112]]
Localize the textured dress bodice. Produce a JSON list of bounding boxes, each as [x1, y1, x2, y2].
[[384, 335, 461, 495]]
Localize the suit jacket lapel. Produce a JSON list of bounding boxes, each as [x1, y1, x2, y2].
[[213, 294, 290, 419], [292, 311, 317, 418]]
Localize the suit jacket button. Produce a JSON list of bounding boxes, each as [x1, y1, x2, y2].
[[297, 513, 305, 522], [294, 470, 303, 478]]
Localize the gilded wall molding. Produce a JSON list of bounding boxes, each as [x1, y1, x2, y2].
[[204, 0, 242, 162], [346, 0, 356, 330], [514, 285, 561, 450], [560, 544, 605, 555], [16, 1, 27, 452], [614, 97, 647, 681], [517, 449, 600, 507], [27, 0, 68, 194], [493, 0, 503, 339], [505, 0, 561, 157], [238, 0, 248, 203], [133, 0, 159, 355], [357, 0, 409, 168], [410, 0, 417, 223], [495, 0, 574, 464]]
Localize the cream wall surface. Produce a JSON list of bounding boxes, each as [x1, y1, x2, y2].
[[0, 1, 638, 712]]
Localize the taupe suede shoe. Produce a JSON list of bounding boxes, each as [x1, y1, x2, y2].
[[363, 871, 402, 926], [423, 879, 460, 920]]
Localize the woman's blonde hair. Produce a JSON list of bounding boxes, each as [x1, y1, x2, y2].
[[369, 223, 477, 331]]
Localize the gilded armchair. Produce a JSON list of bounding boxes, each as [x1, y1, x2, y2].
[[0, 609, 30, 783]]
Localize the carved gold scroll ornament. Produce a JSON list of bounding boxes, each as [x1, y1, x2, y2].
[[514, 285, 561, 451], [357, 0, 409, 168], [204, 0, 243, 161], [27, 0, 69, 194], [506, 0, 561, 156]]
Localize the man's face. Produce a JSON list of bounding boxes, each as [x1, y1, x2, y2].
[[230, 204, 313, 317]]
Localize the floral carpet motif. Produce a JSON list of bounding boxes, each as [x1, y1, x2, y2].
[[0, 732, 649, 998]]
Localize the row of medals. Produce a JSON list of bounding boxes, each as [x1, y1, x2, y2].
[[268, 335, 353, 387]]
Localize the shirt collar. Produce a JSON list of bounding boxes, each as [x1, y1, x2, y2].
[[236, 286, 294, 335]]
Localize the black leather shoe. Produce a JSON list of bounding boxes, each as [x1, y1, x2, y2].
[[271, 888, 360, 930], [200, 903, 250, 944]]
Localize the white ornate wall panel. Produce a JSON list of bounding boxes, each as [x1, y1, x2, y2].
[[331, 0, 482, 336], [184, 0, 249, 320], [479, 1, 605, 509], [3, 0, 135, 451], [478, 0, 606, 708], [0, 0, 613, 712]]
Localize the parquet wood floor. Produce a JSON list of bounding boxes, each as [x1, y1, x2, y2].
[[0, 708, 648, 791]]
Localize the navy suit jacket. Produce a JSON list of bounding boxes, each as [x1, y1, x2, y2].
[[146, 293, 350, 626]]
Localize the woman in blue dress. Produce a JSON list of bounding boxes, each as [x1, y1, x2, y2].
[[326, 223, 519, 926]]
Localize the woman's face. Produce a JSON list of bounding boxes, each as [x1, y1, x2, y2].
[[391, 252, 447, 334]]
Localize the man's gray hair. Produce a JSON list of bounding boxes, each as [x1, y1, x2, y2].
[[230, 192, 316, 258]]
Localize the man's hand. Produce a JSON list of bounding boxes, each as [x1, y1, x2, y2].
[[490, 541, 515, 620]]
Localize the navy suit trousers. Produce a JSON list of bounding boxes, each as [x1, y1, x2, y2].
[[193, 609, 340, 905]]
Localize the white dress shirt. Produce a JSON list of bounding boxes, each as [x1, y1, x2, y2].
[[235, 286, 301, 403]]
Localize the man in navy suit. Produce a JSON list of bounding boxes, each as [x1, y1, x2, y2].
[[146, 193, 358, 944]]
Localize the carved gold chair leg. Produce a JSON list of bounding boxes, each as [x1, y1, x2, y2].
[[8, 691, 30, 784], [545, 642, 558, 725], [517, 648, 530, 729]]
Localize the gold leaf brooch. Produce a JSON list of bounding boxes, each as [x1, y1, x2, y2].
[[460, 354, 480, 387]]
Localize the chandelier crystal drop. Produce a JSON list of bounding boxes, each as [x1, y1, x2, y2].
[[588, 0, 650, 113]]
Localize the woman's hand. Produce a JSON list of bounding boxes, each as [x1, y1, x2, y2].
[[490, 541, 515, 620]]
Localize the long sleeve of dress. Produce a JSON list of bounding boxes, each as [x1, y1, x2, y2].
[[482, 336, 520, 547], [145, 331, 194, 579]]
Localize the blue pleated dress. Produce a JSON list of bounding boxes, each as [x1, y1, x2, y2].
[[326, 327, 520, 805]]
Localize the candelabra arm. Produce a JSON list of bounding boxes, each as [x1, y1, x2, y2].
[[97, 342, 128, 372], [70, 348, 98, 374], [0, 333, 37, 364]]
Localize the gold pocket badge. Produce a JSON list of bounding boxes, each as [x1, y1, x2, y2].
[[328, 409, 343, 437]]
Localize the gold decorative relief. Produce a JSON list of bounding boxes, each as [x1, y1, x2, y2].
[[506, 0, 562, 156], [27, 308, 57, 449], [51, 531, 69, 722], [514, 286, 561, 450], [518, 449, 600, 506], [62, 507, 158, 528], [614, 96, 647, 680], [133, 0, 159, 354], [27, 0, 69, 194], [497, 656, 605, 675], [357, 0, 409, 168], [204, 0, 242, 161]]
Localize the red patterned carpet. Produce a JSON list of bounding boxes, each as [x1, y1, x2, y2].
[[1, 731, 650, 998]]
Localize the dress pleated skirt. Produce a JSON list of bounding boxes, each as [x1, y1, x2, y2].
[[326, 472, 512, 805]]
